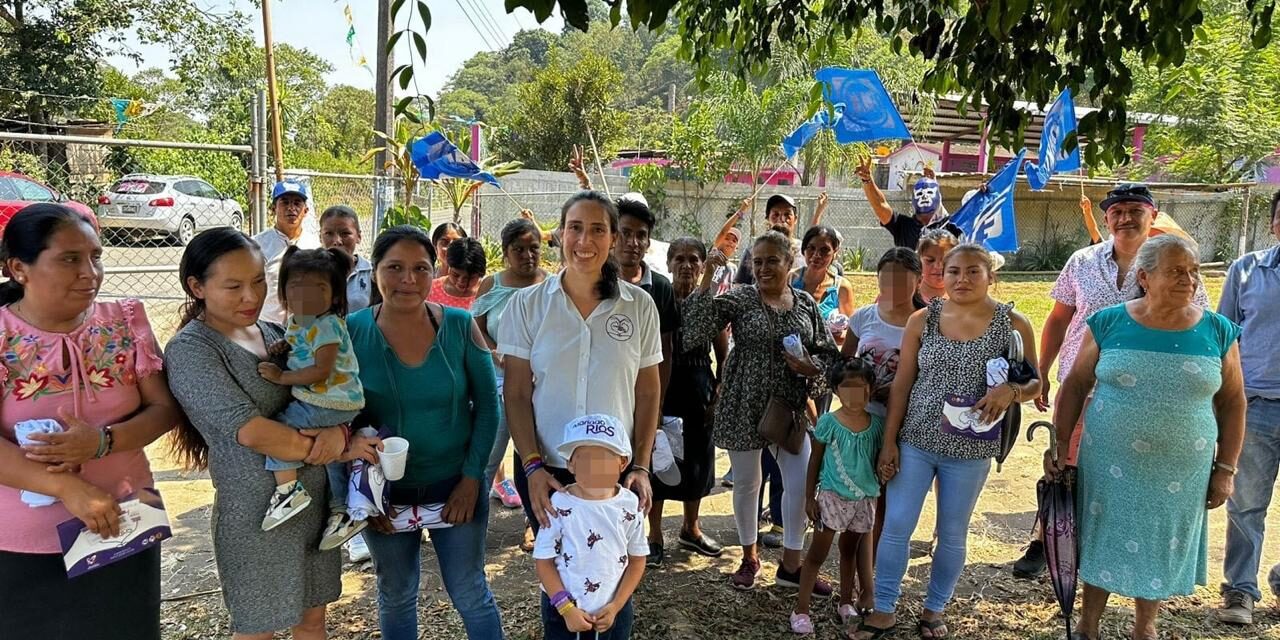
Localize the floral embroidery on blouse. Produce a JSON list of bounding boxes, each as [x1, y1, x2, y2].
[[1, 309, 152, 402]]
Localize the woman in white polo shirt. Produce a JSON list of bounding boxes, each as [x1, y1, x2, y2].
[[499, 191, 664, 539]]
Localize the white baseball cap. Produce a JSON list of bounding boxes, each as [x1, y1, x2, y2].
[[557, 414, 632, 463]]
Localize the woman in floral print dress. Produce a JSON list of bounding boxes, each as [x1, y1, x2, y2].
[[682, 231, 839, 591]]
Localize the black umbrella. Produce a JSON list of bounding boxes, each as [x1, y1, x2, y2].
[[1028, 420, 1078, 639]]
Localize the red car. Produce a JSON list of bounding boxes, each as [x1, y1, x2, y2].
[[0, 172, 98, 234]]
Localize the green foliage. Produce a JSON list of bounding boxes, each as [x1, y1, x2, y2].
[[502, 0, 1280, 170], [490, 51, 627, 170], [627, 163, 669, 211], [481, 236, 506, 272], [841, 245, 869, 274], [1007, 226, 1087, 271], [0, 145, 49, 183], [381, 204, 432, 231], [1129, 1, 1280, 182]]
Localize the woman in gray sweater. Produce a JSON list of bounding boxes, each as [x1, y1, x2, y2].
[[165, 227, 379, 639]]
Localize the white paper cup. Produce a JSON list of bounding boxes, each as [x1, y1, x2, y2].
[[379, 437, 410, 481]]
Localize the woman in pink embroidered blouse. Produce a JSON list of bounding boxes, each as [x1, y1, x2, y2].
[[0, 204, 180, 640]]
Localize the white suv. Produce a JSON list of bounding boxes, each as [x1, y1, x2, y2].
[[96, 174, 244, 245]]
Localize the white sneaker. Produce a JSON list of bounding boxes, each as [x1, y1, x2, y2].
[[319, 512, 368, 551], [345, 532, 371, 562], [262, 481, 311, 531]]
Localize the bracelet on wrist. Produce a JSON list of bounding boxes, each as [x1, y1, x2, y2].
[[629, 465, 651, 476], [523, 460, 545, 478], [93, 430, 107, 459], [1212, 461, 1237, 475], [103, 425, 115, 457]]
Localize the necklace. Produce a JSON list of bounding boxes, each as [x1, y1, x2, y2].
[[11, 301, 89, 333]]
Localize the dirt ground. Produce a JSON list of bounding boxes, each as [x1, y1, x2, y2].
[[151, 276, 1280, 639]]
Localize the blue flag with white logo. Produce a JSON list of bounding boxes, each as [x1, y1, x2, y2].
[[409, 131, 500, 186], [815, 68, 912, 144], [1025, 89, 1081, 190], [781, 109, 834, 159], [950, 149, 1027, 253]]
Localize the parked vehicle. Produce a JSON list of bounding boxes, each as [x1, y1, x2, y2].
[[96, 174, 243, 245], [0, 172, 97, 234]]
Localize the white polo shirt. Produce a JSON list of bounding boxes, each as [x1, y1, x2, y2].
[[497, 273, 663, 468], [253, 225, 322, 325]]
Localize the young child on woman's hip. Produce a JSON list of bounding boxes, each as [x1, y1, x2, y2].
[[257, 247, 365, 548]]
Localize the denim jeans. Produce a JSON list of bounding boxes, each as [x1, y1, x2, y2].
[[874, 442, 991, 613], [363, 492, 503, 639], [1224, 397, 1280, 601], [326, 462, 350, 512], [540, 592, 634, 640], [265, 402, 359, 471]]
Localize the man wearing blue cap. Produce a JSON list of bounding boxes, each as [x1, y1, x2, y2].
[[255, 180, 322, 324], [856, 157, 960, 249]]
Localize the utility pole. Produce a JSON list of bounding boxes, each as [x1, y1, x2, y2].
[[374, 0, 395, 176], [373, 0, 396, 231], [668, 83, 676, 113], [261, 0, 285, 182]]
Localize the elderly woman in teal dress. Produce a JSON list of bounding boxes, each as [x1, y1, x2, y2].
[[1048, 234, 1247, 640]]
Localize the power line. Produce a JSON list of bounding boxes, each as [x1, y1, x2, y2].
[[461, 0, 506, 49], [452, 0, 496, 51], [467, 0, 509, 46]]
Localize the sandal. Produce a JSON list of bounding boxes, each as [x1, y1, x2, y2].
[[847, 621, 894, 640], [918, 618, 948, 639]]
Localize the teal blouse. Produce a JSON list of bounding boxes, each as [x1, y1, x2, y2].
[[348, 305, 499, 486], [814, 412, 884, 500]]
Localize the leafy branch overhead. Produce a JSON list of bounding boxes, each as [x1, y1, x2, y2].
[[493, 0, 1280, 168]]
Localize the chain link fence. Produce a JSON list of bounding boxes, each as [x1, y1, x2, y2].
[[0, 131, 1268, 340], [473, 171, 1262, 271]]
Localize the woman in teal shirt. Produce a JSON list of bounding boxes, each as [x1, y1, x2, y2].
[[347, 226, 502, 640]]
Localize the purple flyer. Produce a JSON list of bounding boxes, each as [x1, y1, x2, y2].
[[57, 488, 172, 578]]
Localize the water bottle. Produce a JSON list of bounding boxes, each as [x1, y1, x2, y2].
[[782, 333, 805, 359]]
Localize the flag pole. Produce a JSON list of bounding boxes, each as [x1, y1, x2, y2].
[[584, 121, 613, 199], [495, 185, 525, 210]]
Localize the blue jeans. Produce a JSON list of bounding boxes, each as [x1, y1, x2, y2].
[[326, 462, 350, 512], [874, 442, 991, 613], [265, 402, 359, 472], [363, 491, 503, 639], [540, 592, 634, 640], [1224, 397, 1280, 601]]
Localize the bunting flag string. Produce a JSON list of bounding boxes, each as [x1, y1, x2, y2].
[[341, 2, 375, 77]]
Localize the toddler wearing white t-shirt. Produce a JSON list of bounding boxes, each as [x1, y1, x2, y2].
[[534, 414, 649, 639]]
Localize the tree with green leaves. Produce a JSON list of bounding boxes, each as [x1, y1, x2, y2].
[[1129, 0, 1280, 182], [487, 0, 1280, 169], [489, 50, 627, 170]]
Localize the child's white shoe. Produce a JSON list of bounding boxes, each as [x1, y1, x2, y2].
[[789, 612, 814, 635], [319, 512, 368, 550], [262, 481, 311, 531]]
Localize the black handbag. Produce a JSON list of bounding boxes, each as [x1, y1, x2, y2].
[[996, 328, 1039, 471]]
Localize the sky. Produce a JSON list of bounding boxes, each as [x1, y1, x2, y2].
[[108, 0, 565, 97]]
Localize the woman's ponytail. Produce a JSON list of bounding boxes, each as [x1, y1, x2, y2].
[[597, 254, 621, 301]]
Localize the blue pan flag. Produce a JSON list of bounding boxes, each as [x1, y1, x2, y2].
[[409, 131, 500, 186], [1025, 89, 1081, 190], [815, 68, 912, 144], [951, 148, 1027, 253], [781, 109, 833, 159]]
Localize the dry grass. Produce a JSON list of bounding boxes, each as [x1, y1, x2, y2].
[[152, 275, 1280, 639]]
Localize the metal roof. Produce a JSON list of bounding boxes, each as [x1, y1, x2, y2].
[[900, 95, 1179, 147]]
